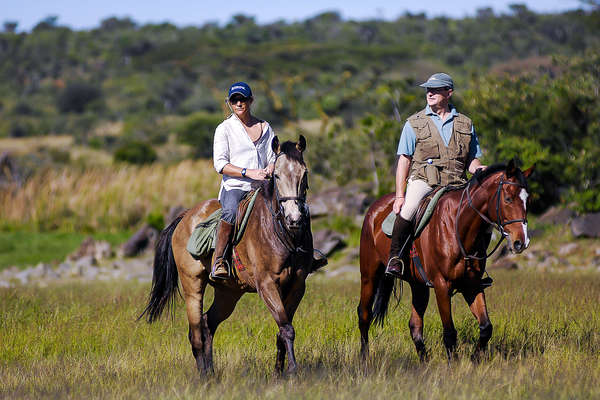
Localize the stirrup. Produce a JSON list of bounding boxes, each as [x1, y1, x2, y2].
[[385, 256, 404, 278], [210, 258, 230, 281]]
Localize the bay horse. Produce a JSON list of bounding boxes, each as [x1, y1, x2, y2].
[[358, 160, 534, 362], [140, 135, 313, 375]]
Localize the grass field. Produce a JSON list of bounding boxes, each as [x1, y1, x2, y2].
[[2, 270, 599, 399]]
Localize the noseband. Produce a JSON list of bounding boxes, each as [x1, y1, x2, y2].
[[456, 175, 527, 261]]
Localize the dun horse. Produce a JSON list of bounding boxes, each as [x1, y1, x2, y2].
[[140, 136, 313, 375], [358, 161, 534, 361]]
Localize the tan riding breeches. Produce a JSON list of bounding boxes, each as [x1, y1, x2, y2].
[[400, 179, 433, 221]]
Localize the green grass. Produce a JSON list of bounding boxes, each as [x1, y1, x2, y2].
[[0, 230, 132, 270], [1, 270, 599, 399]]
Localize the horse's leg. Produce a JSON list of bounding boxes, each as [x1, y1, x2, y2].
[[275, 278, 306, 375], [357, 262, 380, 361], [205, 287, 244, 372], [408, 282, 430, 362], [433, 280, 457, 361], [257, 277, 299, 375], [462, 288, 492, 361], [183, 276, 210, 374]]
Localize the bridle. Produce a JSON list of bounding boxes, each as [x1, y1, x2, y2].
[[263, 153, 310, 256], [455, 174, 528, 262]]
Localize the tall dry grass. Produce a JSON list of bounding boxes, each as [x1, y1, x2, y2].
[[0, 160, 220, 231]]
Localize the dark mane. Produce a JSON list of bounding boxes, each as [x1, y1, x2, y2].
[[469, 162, 528, 190], [469, 163, 506, 184]]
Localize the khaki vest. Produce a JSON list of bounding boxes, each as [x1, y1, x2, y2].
[[408, 108, 473, 187]]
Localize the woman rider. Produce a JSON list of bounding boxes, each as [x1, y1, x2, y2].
[[211, 82, 276, 280], [386, 73, 486, 277]]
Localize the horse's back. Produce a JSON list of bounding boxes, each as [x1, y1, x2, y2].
[[360, 193, 394, 272], [171, 199, 221, 276]]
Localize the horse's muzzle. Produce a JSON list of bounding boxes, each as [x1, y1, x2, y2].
[[511, 239, 524, 254]]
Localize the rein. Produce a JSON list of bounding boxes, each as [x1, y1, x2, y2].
[[455, 175, 527, 262]]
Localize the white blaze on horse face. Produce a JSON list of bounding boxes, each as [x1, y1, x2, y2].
[[519, 188, 530, 247], [279, 159, 303, 223]]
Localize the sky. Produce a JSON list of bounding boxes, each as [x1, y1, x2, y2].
[[3, 0, 588, 31]]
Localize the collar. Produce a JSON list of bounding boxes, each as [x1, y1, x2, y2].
[[425, 104, 458, 118]]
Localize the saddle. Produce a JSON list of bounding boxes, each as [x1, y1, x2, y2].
[[382, 186, 450, 238], [186, 189, 261, 260]]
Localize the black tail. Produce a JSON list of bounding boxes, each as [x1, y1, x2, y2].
[[372, 272, 397, 327], [138, 214, 185, 323]]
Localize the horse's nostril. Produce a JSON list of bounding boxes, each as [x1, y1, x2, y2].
[[513, 240, 522, 251]]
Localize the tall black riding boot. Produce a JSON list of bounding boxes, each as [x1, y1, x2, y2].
[[385, 215, 412, 278], [211, 220, 234, 280]]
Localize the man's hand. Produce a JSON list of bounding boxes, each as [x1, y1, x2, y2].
[[393, 197, 405, 215]]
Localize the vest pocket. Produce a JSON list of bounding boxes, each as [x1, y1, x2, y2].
[[425, 164, 441, 186], [415, 142, 439, 160]]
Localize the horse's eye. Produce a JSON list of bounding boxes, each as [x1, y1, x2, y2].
[[505, 196, 513, 204], [273, 174, 279, 179]]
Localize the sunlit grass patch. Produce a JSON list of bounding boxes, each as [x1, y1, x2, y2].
[[1, 270, 599, 398]]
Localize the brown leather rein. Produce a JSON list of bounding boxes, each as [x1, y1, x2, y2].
[[455, 175, 527, 262]]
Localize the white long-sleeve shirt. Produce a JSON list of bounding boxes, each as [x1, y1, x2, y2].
[[213, 114, 276, 199]]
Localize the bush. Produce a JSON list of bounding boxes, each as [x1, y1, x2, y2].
[[176, 112, 222, 158], [57, 83, 102, 113], [114, 141, 157, 164]]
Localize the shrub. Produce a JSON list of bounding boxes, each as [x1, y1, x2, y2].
[[176, 112, 222, 158], [113, 141, 157, 164], [57, 83, 102, 113]]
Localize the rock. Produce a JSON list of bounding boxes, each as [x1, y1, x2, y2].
[[165, 205, 186, 226], [312, 229, 346, 256], [490, 257, 519, 270], [571, 213, 600, 238], [14, 268, 33, 284], [121, 224, 159, 257], [74, 255, 97, 270], [68, 237, 112, 261], [558, 243, 579, 256], [538, 206, 575, 226], [308, 186, 373, 218]]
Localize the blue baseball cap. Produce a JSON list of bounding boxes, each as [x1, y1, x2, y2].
[[228, 82, 253, 99], [419, 73, 454, 89]]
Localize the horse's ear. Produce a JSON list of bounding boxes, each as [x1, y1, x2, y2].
[[507, 159, 517, 177], [271, 136, 280, 154], [296, 135, 306, 153], [523, 164, 535, 178]]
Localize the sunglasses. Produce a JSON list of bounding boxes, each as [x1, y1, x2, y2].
[[229, 96, 250, 103], [426, 87, 451, 94]]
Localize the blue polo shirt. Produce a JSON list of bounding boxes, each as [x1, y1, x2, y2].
[[397, 105, 482, 162]]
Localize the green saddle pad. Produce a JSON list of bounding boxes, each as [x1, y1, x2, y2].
[[382, 186, 449, 238], [186, 189, 261, 258]]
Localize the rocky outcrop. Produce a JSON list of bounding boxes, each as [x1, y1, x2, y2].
[[571, 213, 600, 238]]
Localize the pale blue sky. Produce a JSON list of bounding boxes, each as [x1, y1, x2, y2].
[[3, 0, 587, 31]]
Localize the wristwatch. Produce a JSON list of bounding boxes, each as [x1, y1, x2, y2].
[[241, 168, 247, 177]]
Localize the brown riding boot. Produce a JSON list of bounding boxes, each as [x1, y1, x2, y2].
[[385, 215, 412, 278], [211, 220, 234, 280]]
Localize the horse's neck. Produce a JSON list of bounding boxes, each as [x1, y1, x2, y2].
[[455, 177, 498, 243]]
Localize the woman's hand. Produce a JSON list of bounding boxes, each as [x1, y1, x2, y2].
[[246, 168, 268, 181], [264, 163, 275, 178], [393, 197, 405, 215]]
